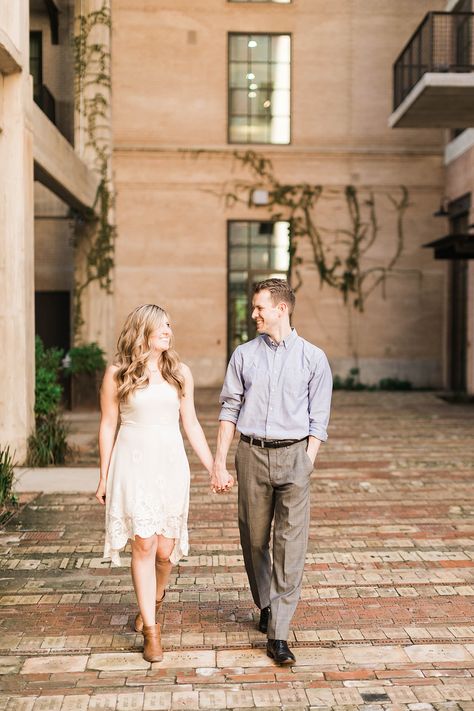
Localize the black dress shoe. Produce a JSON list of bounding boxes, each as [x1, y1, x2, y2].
[[258, 606, 270, 633], [266, 639, 296, 665]]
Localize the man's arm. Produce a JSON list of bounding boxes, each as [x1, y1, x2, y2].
[[211, 420, 236, 493], [307, 351, 333, 464]]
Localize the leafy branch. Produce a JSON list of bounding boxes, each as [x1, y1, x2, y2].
[[72, 1, 115, 337], [183, 148, 411, 312]]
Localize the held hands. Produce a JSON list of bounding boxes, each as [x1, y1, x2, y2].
[[95, 478, 106, 505], [209, 463, 234, 494]]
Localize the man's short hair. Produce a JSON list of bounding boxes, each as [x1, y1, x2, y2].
[[253, 278, 296, 315]]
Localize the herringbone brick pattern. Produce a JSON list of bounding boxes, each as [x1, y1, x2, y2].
[[1, 390, 474, 709]]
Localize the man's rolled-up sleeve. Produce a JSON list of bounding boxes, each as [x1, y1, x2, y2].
[[219, 348, 244, 424], [308, 351, 333, 441]]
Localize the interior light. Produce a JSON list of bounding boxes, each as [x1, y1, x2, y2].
[[248, 91, 257, 98], [248, 40, 257, 48], [249, 83, 258, 90], [246, 73, 255, 80], [263, 100, 271, 108]]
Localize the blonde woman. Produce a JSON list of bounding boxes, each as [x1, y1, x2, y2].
[[95, 304, 231, 662]]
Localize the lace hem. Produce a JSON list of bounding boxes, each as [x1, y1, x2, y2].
[[104, 509, 188, 566]]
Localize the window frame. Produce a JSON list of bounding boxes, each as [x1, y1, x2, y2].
[[226, 219, 292, 359], [227, 31, 293, 145]]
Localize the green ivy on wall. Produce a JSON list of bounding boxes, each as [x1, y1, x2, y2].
[[72, 2, 115, 337], [184, 148, 410, 313]]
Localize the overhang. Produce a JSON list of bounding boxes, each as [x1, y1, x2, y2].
[[389, 73, 474, 129], [423, 233, 474, 259], [32, 102, 100, 213], [0, 29, 22, 75]]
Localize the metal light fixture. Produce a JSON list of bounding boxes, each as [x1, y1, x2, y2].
[[433, 198, 450, 218]]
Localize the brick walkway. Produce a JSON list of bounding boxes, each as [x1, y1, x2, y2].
[[1, 390, 474, 710]]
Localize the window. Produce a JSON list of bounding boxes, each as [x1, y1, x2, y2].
[[228, 33, 291, 144], [228, 220, 290, 355], [30, 32, 42, 101]]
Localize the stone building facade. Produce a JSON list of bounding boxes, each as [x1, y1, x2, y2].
[[111, 0, 447, 387], [1, 0, 473, 458]]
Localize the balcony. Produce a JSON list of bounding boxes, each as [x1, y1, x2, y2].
[[389, 12, 474, 128]]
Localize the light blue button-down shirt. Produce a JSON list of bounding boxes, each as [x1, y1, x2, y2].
[[219, 329, 332, 441]]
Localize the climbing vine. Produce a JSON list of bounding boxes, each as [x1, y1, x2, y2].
[[184, 148, 410, 312], [72, 1, 115, 337]]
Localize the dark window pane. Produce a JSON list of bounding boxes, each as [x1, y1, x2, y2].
[[230, 89, 249, 114], [229, 62, 250, 88], [248, 35, 270, 62], [229, 223, 250, 246], [229, 35, 249, 61]]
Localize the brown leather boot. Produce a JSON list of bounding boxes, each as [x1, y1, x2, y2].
[[134, 591, 166, 633], [142, 622, 163, 662]]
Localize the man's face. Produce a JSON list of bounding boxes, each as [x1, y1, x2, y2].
[[251, 289, 280, 334]]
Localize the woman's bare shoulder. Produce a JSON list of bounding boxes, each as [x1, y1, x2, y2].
[[179, 362, 192, 378]]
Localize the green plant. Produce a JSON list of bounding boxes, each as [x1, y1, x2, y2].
[[332, 368, 414, 391], [64, 342, 106, 375], [27, 336, 69, 466], [378, 377, 413, 391], [183, 148, 411, 313], [333, 368, 375, 391], [27, 414, 70, 467], [0, 445, 16, 506], [34, 336, 63, 416]]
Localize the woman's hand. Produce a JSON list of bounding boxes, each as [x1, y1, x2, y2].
[[95, 478, 107, 505], [210, 464, 234, 494]]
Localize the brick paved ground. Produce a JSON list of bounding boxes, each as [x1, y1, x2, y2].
[[1, 390, 474, 710]]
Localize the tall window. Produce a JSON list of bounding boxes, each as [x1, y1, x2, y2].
[[30, 32, 42, 101], [228, 220, 290, 355], [228, 33, 291, 144]]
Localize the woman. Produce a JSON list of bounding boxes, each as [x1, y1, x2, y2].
[[95, 304, 223, 662]]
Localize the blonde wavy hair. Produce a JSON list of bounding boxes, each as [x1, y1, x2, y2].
[[114, 304, 185, 402]]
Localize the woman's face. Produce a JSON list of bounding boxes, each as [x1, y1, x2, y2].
[[148, 316, 172, 354]]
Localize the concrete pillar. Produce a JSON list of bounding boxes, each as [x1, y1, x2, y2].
[[0, 1, 35, 461]]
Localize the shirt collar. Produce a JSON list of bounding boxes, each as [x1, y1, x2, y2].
[[263, 327, 298, 350]]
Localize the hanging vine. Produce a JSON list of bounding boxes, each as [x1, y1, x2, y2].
[[72, 1, 115, 337], [183, 148, 410, 312]]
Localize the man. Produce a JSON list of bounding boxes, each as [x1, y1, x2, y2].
[[211, 278, 332, 665]]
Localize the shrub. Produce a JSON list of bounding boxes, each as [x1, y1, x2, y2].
[[27, 336, 69, 466], [0, 445, 15, 506], [378, 377, 413, 391], [64, 342, 106, 375], [27, 414, 69, 467], [34, 336, 63, 416], [333, 368, 375, 391], [333, 367, 414, 391]]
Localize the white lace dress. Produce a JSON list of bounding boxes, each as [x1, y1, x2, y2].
[[103, 381, 190, 566]]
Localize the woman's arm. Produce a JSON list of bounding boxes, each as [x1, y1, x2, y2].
[[179, 364, 231, 490], [96, 365, 119, 505]]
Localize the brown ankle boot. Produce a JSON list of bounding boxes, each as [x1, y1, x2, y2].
[[134, 591, 166, 633], [142, 622, 163, 662]]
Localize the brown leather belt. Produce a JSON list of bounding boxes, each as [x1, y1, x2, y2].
[[240, 435, 308, 449]]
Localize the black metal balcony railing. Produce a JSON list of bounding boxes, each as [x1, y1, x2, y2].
[[33, 83, 56, 125], [393, 12, 474, 111]]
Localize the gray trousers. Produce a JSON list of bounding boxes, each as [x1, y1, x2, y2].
[[235, 438, 313, 640]]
